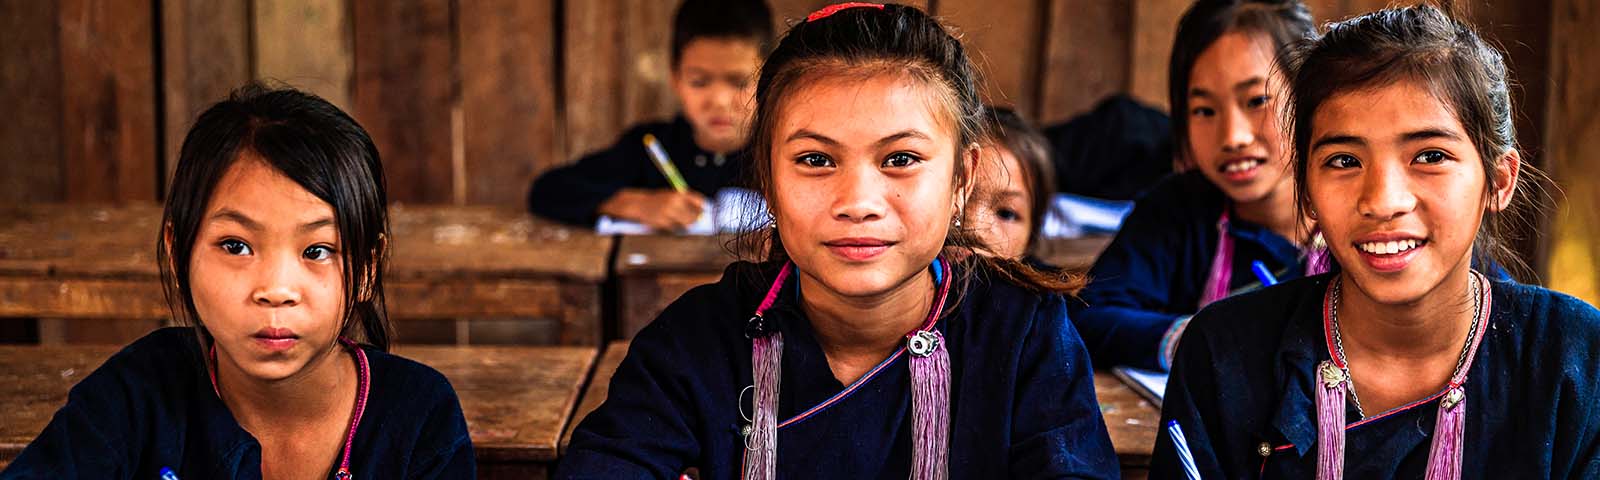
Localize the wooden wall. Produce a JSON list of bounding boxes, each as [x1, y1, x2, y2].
[[0, 0, 1593, 301]]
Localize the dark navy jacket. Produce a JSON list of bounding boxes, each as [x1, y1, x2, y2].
[[557, 261, 1119, 479], [1071, 172, 1307, 370], [1042, 94, 1172, 201], [527, 115, 746, 225], [1152, 274, 1600, 478], [3, 328, 475, 479]]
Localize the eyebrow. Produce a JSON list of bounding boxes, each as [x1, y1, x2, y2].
[[1310, 134, 1365, 150], [1189, 77, 1266, 98], [785, 129, 931, 148], [1400, 128, 1464, 143], [208, 208, 335, 234]]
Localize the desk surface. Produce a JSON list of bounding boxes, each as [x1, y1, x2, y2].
[[0, 343, 597, 463], [0, 203, 614, 282], [565, 341, 1159, 465]]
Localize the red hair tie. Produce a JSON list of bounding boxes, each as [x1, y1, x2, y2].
[[807, 2, 885, 22]]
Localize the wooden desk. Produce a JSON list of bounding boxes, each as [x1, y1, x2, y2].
[[610, 234, 1114, 339], [0, 343, 597, 479], [565, 341, 1159, 471], [611, 235, 742, 338], [0, 203, 614, 345]]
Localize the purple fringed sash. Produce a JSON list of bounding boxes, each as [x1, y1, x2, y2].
[[742, 260, 953, 480], [1314, 272, 1490, 480], [1199, 211, 1332, 309]]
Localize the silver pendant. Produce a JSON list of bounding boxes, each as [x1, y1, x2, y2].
[[1318, 360, 1347, 388], [907, 330, 941, 357], [1441, 387, 1465, 410]]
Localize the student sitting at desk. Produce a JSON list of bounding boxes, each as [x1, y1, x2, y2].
[[1071, 0, 1327, 372], [527, 0, 773, 231], [4, 84, 474, 479], [1155, 5, 1600, 477], [558, 4, 1117, 478]]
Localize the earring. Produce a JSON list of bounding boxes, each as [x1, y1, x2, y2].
[[953, 215, 962, 228]]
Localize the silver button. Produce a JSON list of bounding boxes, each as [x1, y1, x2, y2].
[[1258, 442, 1272, 457], [695, 154, 707, 167]]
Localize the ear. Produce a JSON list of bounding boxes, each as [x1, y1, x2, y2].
[[1487, 149, 1520, 212], [954, 142, 981, 213], [358, 233, 387, 302]]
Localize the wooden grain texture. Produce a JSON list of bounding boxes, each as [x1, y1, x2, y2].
[[561, 0, 624, 161], [562, 340, 630, 454], [1095, 371, 1160, 466], [0, 344, 597, 469], [1546, 0, 1600, 305], [161, 0, 250, 190], [58, 0, 159, 203], [398, 344, 597, 462], [1036, 0, 1132, 124], [936, 0, 1044, 116], [620, 0, 677, 127], [459, 0, 561, 206], [1127, 0, 1189, 111], [253, 0, 354, 111], [0, 1, 64, 203], [352, 0, 455, 204], [617, 272, 723, 339]]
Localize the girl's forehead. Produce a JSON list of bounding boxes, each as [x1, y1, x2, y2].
[[774, 71, 959, 140], [1312, 81, 1468, 142], [204, 154, 335, 230]]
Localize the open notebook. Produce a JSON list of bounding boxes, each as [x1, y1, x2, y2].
[[596, 188, 770, 235], [1112, 366, 1168, 408]]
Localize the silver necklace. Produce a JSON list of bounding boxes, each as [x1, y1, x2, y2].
[[1330, 272, 1482, 419]]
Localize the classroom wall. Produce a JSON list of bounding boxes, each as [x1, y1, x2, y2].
[[0, 0, 1594, 303]]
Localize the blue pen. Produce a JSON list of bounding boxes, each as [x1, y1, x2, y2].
[[1251, 260, 1279, 287], [160, 467, 180, 480], [1166, 420, 1202, 480]]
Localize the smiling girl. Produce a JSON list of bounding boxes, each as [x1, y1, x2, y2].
[[6, 85, 474, 479], [1071, 0, 1327, 371], [558, 3, 1117, 479], [1154, 5, 1600, 477]]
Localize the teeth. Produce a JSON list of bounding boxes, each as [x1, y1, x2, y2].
[[1358, 239, 1422, 255], [1224, 159, 1263, 173]]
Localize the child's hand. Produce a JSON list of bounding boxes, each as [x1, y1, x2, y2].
[[600, 188, 707, 231]]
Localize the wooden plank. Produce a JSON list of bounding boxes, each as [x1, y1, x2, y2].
[[399, 345, 598, 462], [562, 340, 630, 454], [936, 0, 1044, 116], [561, 0, 624, 161], [0, 344, 119, 459], [620, 0, 677, 126], [1546, 0, 1600, 305], [0, 1, 64, 203], [1095, 371, 1160, 467], [617, 272, 723, 339], [58, 0, 159, 203], [459, 0, 561, 206], [161, 0, 251, 191], [253, 0, 354, 111], [351, 0, 455, 204], [0, 278, 166, 319], [1127, 0, 1192, 111], [1036, 0, 1132, 124]]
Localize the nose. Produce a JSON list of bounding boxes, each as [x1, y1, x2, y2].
[[251, 252, 303, 307], [1355, 160, 1418, 221], [831, 163, 887, 223], [1220, 105, 1257, 153]]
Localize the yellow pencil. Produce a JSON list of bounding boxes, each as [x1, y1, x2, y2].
[[642, 134, 689, 193]]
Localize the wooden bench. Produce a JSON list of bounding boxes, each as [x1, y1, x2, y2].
[[0, 203, 614, 345], [0, 343, 597, 479], [564, 341, 1158, 477], [611, 234, 1115, 339]]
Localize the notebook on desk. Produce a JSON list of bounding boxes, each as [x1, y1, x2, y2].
[[1112, 366, 1168, 408]]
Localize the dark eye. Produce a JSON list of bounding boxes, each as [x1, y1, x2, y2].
[[689, 77, 710, 88], [1414, 150, 1447, 165], [303, 245, 335, 261], [797, 153, 833, 168], [995, 208, 1022, 222], [220, 239, 252, 256], [1246, 95, 1270, 109], [882, 152, 921, 168], [1325, 154, 1361, 169], [1191, 106, 1216, 118]]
